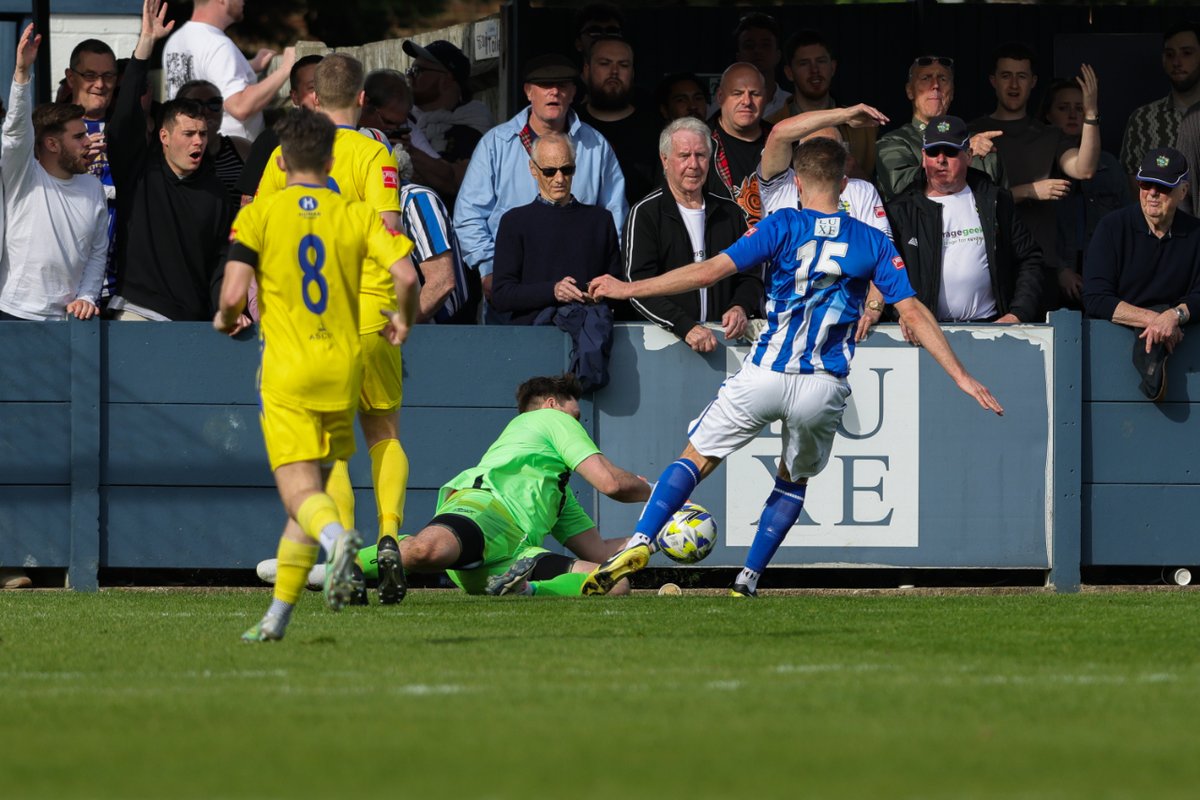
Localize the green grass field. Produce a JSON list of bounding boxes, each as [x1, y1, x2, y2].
[[2, 587, 1198, 799]]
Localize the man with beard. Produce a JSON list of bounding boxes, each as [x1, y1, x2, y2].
[[0, 23, 108, 322], [107, 0, 236, 326], [876, 55, 1005, 201], [577, 35, 662, 205], [707, 62, 772, 224], [1121, 22, 1200, 183], [655, 73, 709, 123], [162, 0, 296, 141], [766, 29, 876, 181]]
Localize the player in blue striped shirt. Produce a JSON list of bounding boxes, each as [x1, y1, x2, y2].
[[585, 136, 1003, 597]]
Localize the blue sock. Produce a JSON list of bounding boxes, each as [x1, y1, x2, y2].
[[632, 459, 702, 543], [741, 477, 807, 587]]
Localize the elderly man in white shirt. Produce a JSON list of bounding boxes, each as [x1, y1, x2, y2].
[[0, 24, 107, 321]]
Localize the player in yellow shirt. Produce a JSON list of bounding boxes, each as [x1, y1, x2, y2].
[[255, 53, 414, 605], [216, 108, 418, 642]]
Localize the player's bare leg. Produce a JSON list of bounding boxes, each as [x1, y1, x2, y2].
[[244, 462, 360, 642], [582, 444, 722, 596]]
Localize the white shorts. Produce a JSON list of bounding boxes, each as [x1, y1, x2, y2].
[[687, 362, 850, 479]]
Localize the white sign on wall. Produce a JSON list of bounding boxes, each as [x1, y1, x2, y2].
[[473, 19, 501, 61], [724, 347, 920, 548]]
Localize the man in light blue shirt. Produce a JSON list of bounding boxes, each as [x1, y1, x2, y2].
[[453, 54, 627, 317]]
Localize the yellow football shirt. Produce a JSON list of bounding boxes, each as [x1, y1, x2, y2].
[[257, 127, 403, 333], [230, 184, 413, 411]]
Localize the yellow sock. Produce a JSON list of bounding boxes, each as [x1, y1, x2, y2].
[[369, 439, 408, 542], [325, 460, 356, 529], [296, 493, 341, 543], [274, 538, 319, 605]]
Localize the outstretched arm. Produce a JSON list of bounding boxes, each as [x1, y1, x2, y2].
[[575, 454, 652, 503], [760, 104, 888, 180], [893, 297, 1004, 415], [589, 253, 738, 302]]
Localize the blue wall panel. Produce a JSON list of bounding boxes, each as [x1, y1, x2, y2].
[[1084, 402, 1200, 485], [0, 486, 71, 566], [1084, 485, 1200, 565], [0, 322, 70, 401], [0, 403, 70, 483]]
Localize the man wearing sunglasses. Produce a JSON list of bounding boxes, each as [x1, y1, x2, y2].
[[876, 55, 1005, 201], [455, 54, 626, 321], [883, 115, 1044, 343], [491, 132, 620, 340], [1083, 147, 1199, 402]]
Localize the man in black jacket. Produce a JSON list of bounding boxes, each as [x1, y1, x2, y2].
[[106, 0, 237, 327], [884, 115, 1043, 342], [624, 116, 762, 353]]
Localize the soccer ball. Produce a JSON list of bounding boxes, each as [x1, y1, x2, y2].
[[656, 503, 718, 564]]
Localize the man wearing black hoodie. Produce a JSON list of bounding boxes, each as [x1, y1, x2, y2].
[[106, 0, 238, 328]]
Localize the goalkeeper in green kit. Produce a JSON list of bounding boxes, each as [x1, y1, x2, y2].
[[257, 374, 652, 598]]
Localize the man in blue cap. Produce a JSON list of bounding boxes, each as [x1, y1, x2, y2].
[[1083, 146, 1199, 401], [883, 114, 1044, 343]]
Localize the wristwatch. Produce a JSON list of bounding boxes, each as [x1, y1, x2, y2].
[[1175, 306, 1188, 325], [866, 299, 885, 313], [1083, 116, 1100, 125]]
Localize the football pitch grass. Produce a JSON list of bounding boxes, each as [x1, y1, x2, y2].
[[2, 587, 1198, 799]]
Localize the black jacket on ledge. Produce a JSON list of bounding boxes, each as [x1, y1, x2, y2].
[[884, 168, 1044, 323], [623, 186, 762, 340], [108, 56, 233, 321]]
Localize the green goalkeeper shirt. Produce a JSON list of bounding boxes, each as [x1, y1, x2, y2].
[[438, 408, 601, 547]]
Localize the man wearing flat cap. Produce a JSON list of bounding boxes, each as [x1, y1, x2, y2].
[[883, 115, 1044, 342], [1084, 146, 1200, 401], [454, 53, 627, 321]]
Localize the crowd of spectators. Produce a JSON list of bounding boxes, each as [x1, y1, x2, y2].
[[2, 5, 1200, 587]]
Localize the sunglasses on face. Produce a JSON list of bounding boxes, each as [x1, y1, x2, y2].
[[193, 98, 224, 112], [533, 161, 576, 178], [1137, 181, 1173, 193], [913, 56, 954, 69], [407, 64, 447, 79], [925, 145, 964, 159]]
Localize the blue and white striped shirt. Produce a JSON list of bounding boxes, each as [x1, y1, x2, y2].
[[400, 183, 469, 323], [723, 208, 915, 377]]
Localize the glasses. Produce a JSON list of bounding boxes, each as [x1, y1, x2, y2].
[[924, 145, 964, 159], [581, 25, 622, 37], [1137, 181, 1173, 193], [188, 98, 224, 112], [912, 56, 954, 69], [407, 64, 447, 79], [70, 68, 118, 83], [532, 161, 576, 178]]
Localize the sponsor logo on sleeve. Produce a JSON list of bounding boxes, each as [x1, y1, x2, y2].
[[382, 166, 399, 189], [892, 255, 906, 270], [744, 226, 758, 237], [874, 205, 886, 218]]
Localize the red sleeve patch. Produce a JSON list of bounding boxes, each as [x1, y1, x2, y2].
[[743, 226, 757, 237], [228, 227, 237, 242], [892, 255, 906, 269], [382, 166, 399, 189], [874, 205, 886, 218]]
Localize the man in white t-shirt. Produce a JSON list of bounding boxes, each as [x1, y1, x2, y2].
[[0, 24, 107, 322], [622, 116, 762, 352], [884, 115, 1044, 343], [162, 0, 295, 140]]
